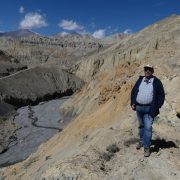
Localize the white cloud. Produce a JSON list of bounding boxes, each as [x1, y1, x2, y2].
[[92, 29, 106, 39], [58, 19, 84, 31], [59, 31, 70, 36], [123, 29, 132, 34], [19, 6, 25, 13], [19, 12, 48, 29]]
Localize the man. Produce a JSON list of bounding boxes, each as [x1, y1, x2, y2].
[[131, 64, 165, 157]]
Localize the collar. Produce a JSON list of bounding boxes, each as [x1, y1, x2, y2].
[[143, 77, 154, 83]]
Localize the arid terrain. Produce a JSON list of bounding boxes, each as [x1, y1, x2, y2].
[[0, 15, 180, 179]]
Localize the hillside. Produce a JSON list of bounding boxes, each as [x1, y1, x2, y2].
[[0, 65, 84, 107], [0, 15, 180, 179], [0, 32, 105, 68], [0, 50, 27, 78]]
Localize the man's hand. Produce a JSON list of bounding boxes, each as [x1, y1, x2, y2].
[[131, 104, 136, 111]]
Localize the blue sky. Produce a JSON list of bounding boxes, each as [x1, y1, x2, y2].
[[0, 0, 180, 38]]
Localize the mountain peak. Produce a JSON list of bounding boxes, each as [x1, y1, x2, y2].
[[0, 29, 39, 38]]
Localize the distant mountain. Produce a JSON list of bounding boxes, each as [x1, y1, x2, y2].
[[0, 29, 104, 68], [53, 31, 98, 41], [0, 29, 39, 38]]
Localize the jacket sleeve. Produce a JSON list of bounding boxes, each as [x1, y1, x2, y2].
[[130, 79, 140, 106], [157, 80, 165, 108]]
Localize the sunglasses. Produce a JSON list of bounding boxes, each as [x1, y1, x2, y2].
[[144, 67, 153, 72]]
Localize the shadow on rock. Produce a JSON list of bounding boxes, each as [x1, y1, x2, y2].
[[151, 139, 178, 153]]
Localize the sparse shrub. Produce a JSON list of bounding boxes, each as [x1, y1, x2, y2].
[[100, 143, 120, 162], [0, 117, 7, 123], [106, 143, 120, 153], [45, 155, 51, 160], [100, 152, 114, 161]]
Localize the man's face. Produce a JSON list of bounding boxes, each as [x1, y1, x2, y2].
[[144, 67, 153, 78]]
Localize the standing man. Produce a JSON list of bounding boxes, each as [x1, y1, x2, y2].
[[131, 65, 165, 157]]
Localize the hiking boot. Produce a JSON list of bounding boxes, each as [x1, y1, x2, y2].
[[136, 142, 143, 150], [144, 148, 150, 157]]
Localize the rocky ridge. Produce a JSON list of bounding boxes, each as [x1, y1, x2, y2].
[[0, 32, 105, 68]]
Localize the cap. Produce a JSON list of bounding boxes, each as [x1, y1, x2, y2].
[[144, 64, 154, 69]]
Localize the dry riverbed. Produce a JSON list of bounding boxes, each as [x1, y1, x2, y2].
[[0, 96, 70, 167]]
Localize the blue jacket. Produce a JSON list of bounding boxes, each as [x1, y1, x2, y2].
[[131, 76, 165, 118]]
